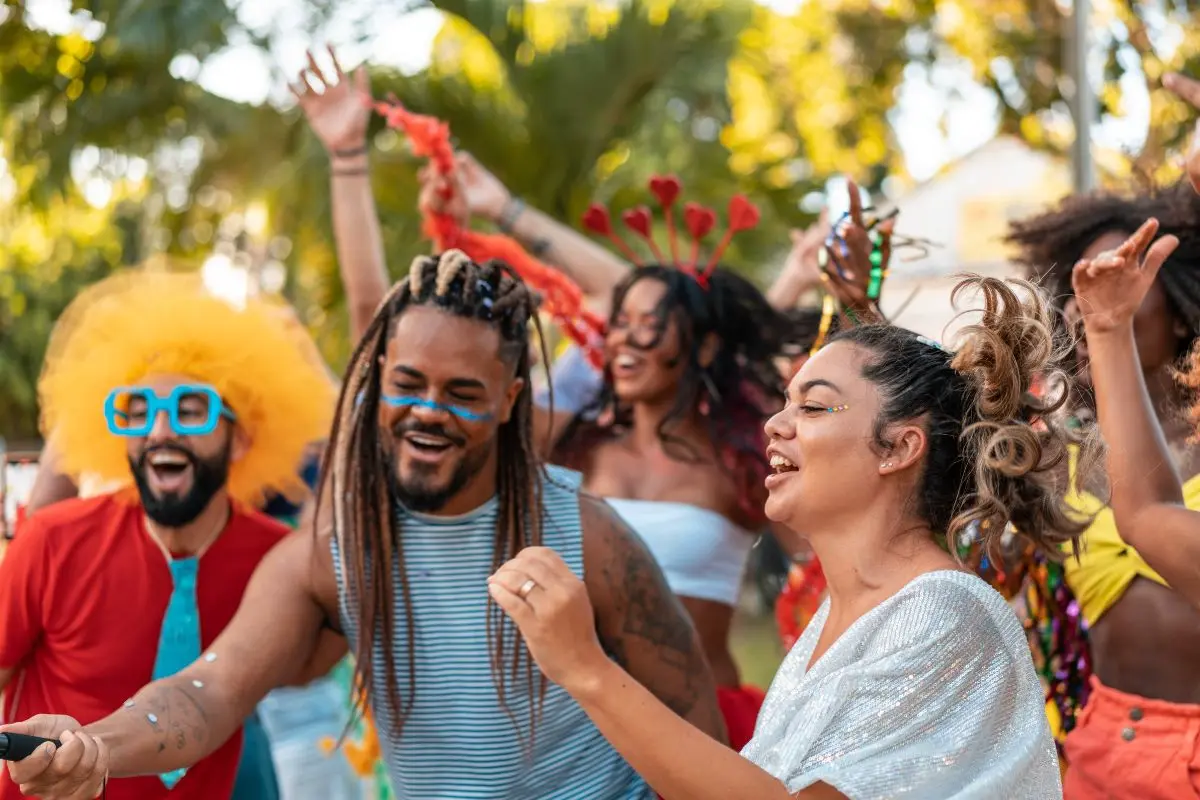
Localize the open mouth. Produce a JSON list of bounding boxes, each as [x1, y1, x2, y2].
[[769, 454, 798, 474], [402, 431, 457, 460], [612, 352, 644, 377], [146, 450, 193, 494]]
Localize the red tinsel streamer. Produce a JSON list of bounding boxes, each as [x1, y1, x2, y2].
[[373, 100, 607, 367], [775, 559, 827, 651]]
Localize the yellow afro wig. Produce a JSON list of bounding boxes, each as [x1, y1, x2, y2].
[[39, 270, 336, 507]]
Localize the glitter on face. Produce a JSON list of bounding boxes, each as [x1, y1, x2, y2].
[[123, 700, 135, 708], [192, 680, 204, 688], [204, 653, 217, 662], [147, 713, 159, 724]]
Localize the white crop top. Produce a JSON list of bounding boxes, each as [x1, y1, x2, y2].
[[605, 498, 756, 607]]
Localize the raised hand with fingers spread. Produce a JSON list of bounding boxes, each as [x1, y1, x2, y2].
[[290, 46, 370, 157], [1071, 217, 1180, 335]]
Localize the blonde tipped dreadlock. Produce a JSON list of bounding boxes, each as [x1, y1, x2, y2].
[[321, 251, 551, 745]]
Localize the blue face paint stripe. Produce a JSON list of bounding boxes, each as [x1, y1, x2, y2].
[[380, 395, 494, 422]]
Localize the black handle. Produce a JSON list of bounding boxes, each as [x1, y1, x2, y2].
[[0, 733, 61, 761]]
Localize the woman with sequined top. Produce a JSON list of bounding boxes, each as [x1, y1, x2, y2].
[[488, 274, 1095, 799]]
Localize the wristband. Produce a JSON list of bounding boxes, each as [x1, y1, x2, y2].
[[498, 197, 527, 233], [332, 144, 369, 159]]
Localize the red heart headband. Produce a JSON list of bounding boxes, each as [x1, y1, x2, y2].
[[581, 176, 761, 289]]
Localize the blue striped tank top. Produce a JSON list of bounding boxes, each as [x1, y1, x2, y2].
[[332, 465, 651, 799]]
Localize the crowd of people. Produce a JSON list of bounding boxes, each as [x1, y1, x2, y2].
[[3, 43, 1200, 800]]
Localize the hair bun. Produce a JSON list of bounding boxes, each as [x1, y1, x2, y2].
[[948, 276, 1063, 423]]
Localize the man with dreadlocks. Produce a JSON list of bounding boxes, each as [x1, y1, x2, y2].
[[1005, 184, 1200, 798], [6, 250, 722, 800]]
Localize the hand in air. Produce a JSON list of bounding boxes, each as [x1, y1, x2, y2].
[[453, 153, 513, 222], [488, 547, 608, 691], [820, 178, 895, 311], [1071, 218, 1179, 335], [1, 715, 107, 800], [417, 153, 512, 226], [290, 46, 371, 155], [781, 210, 829, 294], [1164, 72, 1200, 195]]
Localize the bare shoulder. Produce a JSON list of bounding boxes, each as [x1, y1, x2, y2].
[[578, 490, 695, 666], [577, 492, 725, 739], [578, 492, 661, 590]]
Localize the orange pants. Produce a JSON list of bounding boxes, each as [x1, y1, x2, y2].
[[1063, 677, 1200, 799]]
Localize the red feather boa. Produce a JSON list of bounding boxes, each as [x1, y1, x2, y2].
[[373, 100, 607, 367]]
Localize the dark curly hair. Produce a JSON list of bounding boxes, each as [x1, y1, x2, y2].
[[1006, 182, 1200, 363], [551, 265, 803, 523]]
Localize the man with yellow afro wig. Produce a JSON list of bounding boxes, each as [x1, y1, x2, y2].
[[0, 271, 333, 800]]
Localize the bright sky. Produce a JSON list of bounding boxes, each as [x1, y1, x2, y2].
[[20, 0, 1155, 185]]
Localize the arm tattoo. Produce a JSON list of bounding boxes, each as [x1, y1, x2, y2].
[[129, 682, 212, 754], [583, 496, 724, 737]]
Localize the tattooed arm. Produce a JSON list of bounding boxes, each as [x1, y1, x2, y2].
[[97, 529, 334, 774], [1, 530, 334, 794], [579, 494, 728, 744]]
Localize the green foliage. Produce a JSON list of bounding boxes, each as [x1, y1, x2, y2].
[[7, 0, 1200, 441]]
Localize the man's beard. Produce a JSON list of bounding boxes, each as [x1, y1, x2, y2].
[[130, 441, 232, 527], [389, 423, 492, 513]]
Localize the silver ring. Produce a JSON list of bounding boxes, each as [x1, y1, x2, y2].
[[517, 579, 538, 600]]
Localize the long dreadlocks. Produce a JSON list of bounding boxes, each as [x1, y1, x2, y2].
[[319, 249, 550, 736]]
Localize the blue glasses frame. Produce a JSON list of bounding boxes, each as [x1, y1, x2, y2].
[[380, 395, 495, 422], [104, 384, 236, 437]]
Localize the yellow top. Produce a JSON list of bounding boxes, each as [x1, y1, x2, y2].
[[1063, 448, 1193, 626]]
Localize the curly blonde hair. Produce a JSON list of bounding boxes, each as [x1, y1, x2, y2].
[[830, 276, 1102, 560], [38, 270, 335, 507]]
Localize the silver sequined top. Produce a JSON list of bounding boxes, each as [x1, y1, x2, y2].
[[742, 570, 1062, 799]]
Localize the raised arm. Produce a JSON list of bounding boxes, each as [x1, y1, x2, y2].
[[423, 153, 630, 307], [766, 213, 826, 311], [2, 529, 335, 797], [1072, 219, 1200, 609], [578, 494, 726, 744], [292, 47, 389, 341]]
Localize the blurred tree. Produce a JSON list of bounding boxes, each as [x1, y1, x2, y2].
[[9, 0, 1200, 441]]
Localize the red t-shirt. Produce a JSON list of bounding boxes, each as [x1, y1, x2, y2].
[[0, 491, 288, 800]]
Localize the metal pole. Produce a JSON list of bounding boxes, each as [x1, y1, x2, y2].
[[1071, 0, 1095, 192]]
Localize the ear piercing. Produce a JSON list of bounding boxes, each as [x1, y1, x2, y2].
[[881, 461, 893, 469]]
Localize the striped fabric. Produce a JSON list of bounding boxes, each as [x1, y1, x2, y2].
[[333, 465, 651, 800]]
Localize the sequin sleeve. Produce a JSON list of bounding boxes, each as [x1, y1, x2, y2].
[[743, 573, 1061, 799]]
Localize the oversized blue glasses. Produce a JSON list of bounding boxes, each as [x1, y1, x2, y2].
[[380, 395, 494, 422], [104, 384, 237, 437]]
